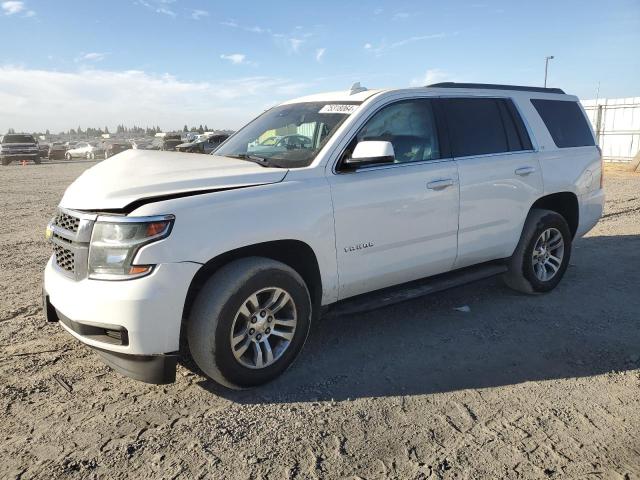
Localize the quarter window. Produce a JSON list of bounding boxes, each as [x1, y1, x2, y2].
[[531, 99, 595, 148], [346, 99, 441, 165]]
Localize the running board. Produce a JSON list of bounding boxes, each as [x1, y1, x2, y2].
[[328, 262, 508, 317]]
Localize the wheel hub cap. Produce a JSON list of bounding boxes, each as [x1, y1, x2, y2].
[[532, 227, 564, 282], [230, 287, 297, 369]]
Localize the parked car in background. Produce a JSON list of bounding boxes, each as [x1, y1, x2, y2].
[[248, 134, 312, 156], [38, 142, 50, 159], [104, 142, 131, 159], [65, 141, 104, 160], [48, 142, 69, 160], [0, 133, 40, 165], [162, 134, 183, 151], [176, 133, 229, 154], [131, 139, 153, 150]]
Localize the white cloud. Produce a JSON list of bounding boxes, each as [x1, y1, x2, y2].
[[220, 19, 238, 27], [410, 68, 454, 87], [137, 0, 175, 17], [2, 1, 24, 15], [191, 9, 208, 20], [0, 66, 313, 132], [220, 53, 247, 65], [315, 48, 325, 62], [393, 12, 410, 20], [373, 7, 383, 15], [288, 38, 304, 53], [77, 52, 108, 62], [364, 33, 449, 55], [156, 7, 175, 16]]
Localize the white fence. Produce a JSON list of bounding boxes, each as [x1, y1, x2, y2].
[[581, 97, 640, 163]]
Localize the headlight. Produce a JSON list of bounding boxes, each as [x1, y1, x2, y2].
[[88, 215, 174, 280]]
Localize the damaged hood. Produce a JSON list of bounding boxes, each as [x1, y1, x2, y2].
[[60, 149, 288, 210]]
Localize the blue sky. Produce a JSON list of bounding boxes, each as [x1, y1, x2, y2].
[[1, 0, 638, 132]]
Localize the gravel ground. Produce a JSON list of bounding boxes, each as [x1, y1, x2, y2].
[[1, 160, 639, 480]]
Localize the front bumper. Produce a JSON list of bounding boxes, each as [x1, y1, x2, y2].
[[44, 257, 200, 383], [0, 153, 39, 159]]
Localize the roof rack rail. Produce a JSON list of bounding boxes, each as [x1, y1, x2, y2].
[[427, 82, 565, 95]]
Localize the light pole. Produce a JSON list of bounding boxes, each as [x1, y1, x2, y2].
[[544, 55, 554, 88]]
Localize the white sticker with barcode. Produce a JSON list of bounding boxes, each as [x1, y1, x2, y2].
[[319, 104, 358, 114]]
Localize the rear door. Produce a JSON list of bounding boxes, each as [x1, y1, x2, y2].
[[441, 97, 543, 268]]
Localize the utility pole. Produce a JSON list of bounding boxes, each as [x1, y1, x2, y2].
[[544, 56, 554, 88]]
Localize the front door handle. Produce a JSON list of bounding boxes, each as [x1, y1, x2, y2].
[[427, 179, 454, 190], [515, 166, 536, 176]]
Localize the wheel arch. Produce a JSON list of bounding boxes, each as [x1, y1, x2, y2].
[[530, 192, 579, 237], [181, 239, 323, 329]]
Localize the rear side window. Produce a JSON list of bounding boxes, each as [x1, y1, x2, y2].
[[531, 99, 595, 148], [442, 98, 532, 157]]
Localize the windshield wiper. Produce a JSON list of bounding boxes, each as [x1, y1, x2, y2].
[[224, 154, 281, 168]]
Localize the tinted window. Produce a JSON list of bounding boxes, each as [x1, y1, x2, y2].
[[350, 99, 441, 164], [444, 98, 511, 157], [531, 99, 595, 148]]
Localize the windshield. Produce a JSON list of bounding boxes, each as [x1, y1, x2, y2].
[[2, 134, 36, 144], [215, 101, 361, 168]]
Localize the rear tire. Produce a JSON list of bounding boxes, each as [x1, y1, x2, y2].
[[33, 156, 41, 164], [503, 209, 572, 294], [1, 158, 11, 166], [187, 257, 312, 389], [65, 152, 72, 161]]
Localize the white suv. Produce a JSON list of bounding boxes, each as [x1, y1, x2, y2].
[[43, 82, 604, 388]]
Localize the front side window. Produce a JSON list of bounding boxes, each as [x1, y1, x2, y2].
[[216, 102, 361, 168], [343, 99, 441, 166]]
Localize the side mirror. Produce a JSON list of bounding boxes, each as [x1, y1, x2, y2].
[[343, 141, 395, 168]]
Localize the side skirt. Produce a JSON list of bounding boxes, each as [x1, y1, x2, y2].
[[325, 261, 508, 317]]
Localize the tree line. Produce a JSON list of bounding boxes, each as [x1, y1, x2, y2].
[[5, 124, 219, 136]]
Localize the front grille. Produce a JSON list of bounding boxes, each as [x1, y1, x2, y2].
[[53, 243, 75, 272], [53, 212, 80, 233]]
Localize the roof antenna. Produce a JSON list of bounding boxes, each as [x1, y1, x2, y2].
[[349, 82, 367, 95]]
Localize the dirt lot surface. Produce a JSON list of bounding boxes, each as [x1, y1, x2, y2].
[[1, 161, 639, 479]]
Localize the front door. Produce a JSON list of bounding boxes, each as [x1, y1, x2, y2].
[[328, 98, 460, 300]]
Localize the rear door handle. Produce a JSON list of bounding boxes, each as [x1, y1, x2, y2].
[[427, 178, 454, 190], [515, 166, 536, 176]]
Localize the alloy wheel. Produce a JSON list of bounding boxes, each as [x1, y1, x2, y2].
[[531, 227, 564, 282], [230, 287, 297, 369]]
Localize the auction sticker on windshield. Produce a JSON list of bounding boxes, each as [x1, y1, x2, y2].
[[319, 104, 358, 114]]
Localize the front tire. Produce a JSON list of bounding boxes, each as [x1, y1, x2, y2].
[[33, 155, 41, 164], [187, 257, 312, 389], [503, 209, 572, 294], [87, 152, 95, 160], [65, 152, 72, 161]]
